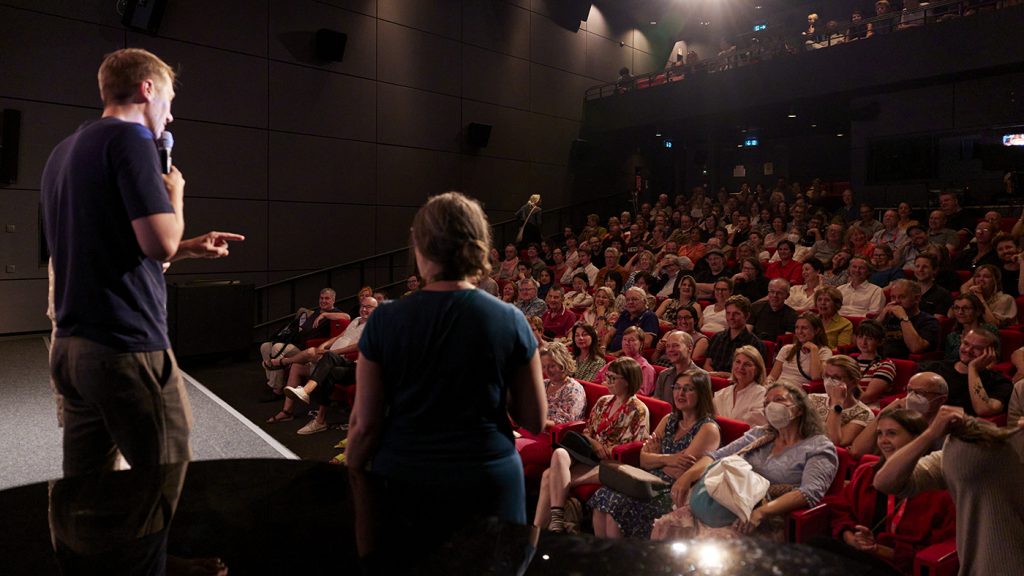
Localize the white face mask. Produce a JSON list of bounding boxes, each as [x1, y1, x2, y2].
[[823, 377, 844, 396], [904, 391, 930, 415], [765, 401, 794, 430]]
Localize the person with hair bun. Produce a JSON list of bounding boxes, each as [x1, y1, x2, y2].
[[346, 191, 546, 571], [813, 409, 956, 575], [875, 406, 1024, 576]]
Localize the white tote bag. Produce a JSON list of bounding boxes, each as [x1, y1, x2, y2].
[[701, 455, 770, 522]]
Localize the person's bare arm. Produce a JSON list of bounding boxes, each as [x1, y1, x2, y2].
[[132, 167, 185, 261], [346, 355, 387, 471], [508, 349, 546, 434], [875, 406, 958, 495], [967, 348, 1005, 416]]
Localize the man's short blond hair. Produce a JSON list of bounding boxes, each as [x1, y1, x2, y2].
[[98, 48, 175, 104]]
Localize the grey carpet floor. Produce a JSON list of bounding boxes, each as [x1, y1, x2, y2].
[[0, 337, 291, 491]]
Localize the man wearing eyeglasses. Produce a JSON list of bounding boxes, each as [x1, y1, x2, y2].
[[849, 372, 949, 459]]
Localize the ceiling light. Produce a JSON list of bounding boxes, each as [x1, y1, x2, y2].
[[836, 132, 845, 137], [787, 113, 797, 118]]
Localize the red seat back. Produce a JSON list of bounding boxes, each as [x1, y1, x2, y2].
[[714, 416, 750, 446], [711, 376, 731, 392], [577, 380, 609, 418], [890, 359, 916, 394], [761, 340, 777, 366], [998, 330, 1023, 363], [637, 394, 673, 431]]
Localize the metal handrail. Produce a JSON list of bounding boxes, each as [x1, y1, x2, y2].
[[585, 0, 998, 101], [252, 191, 632, 337]]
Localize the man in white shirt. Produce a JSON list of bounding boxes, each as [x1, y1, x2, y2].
[[562, 245, 599, 286], [839, 257, 886, 316]]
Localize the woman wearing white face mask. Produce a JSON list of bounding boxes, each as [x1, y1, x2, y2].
[[811, 355, 876, 447], [652, 382, 838, 541]]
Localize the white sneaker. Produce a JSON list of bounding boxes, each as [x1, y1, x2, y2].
[[284, 386, 310, 404], [297, 419, 328, 435]]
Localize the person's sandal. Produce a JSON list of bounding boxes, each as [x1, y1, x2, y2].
[[266, 410, 294, 423]]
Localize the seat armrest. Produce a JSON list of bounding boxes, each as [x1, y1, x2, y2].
[[913, 539, 958, 576], [787, 503, 830, 544], [549, 421, 586, 446], [611, 441, 644, 466]]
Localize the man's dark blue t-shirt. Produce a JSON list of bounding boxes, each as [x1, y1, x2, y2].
[[41, 117, 174, 351]]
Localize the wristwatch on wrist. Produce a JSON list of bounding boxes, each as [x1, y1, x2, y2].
[[833, 404, 843, 414]]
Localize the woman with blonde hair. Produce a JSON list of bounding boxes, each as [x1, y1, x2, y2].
[[962, 264, 1017, 327], [811, 355, 875, 447], [347, 191, 545, 570], [534, 357, 650, 533], [712, 344, 768, 426]]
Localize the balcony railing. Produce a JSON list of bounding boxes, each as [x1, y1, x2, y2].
[[585, 0, 1003, 101]]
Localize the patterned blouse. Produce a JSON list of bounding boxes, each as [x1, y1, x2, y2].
[[586, 395, 650, 451], [574, 355, 606, 383], [545, 377, 586, 426]]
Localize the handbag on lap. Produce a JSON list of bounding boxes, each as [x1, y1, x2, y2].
[[599, 461, 669, 500]]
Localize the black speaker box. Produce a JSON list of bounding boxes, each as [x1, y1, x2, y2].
[[166, 281, 254, 358], [0, 109, 20, 185], [315, 29, 348, 61], [122, 0, 168, 35], [466, 122, 492, 148]]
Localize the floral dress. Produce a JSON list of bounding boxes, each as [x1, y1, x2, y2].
[[546, 378, 586, 425], [586, 395, 649, 452], [589, 415, 716, 538]]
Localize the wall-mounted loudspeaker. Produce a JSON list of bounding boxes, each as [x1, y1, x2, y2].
[[0, 109, 20, 185], [315, 29, 348, 62], [466, 123, 492, 148], [121, 0, 168, 35]]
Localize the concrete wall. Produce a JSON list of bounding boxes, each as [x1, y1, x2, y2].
[[0, 0, 661, 334]]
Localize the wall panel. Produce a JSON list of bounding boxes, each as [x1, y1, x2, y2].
[[269, 133, 376, 203], [379, 0, 463, 39], [377, 21, 462, 96], [173, 121, 268, 200], [269, 61, 376, 139], [376, 145, 462, 206], [463, 0, 530, 58], [378, 84, 462, 152], [462, 45, 530, 109]]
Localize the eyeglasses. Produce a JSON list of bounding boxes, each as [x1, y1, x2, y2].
[[671, 385, 697, 393]]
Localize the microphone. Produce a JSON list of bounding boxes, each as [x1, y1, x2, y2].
[[157, 131, 174, 174]]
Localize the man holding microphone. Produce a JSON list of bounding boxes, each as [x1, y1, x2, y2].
[[42, 48, 243, 477]]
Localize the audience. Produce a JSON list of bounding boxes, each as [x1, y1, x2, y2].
[[913, 253, 953, 315], [595, 326, 657, 395], [961, 264, 1017, 326], [534, 357, 649, 533], [652, 330, 708, 404], [811, 355, 876, 447], [570, 323, 605, 382], [815, 286, 853, 349], [541, 286, 577, 339], [786, 258, 824, 312], [259, 288, 340, 400], [653, 382, 837, 541], [591, 369, 720, 539]]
